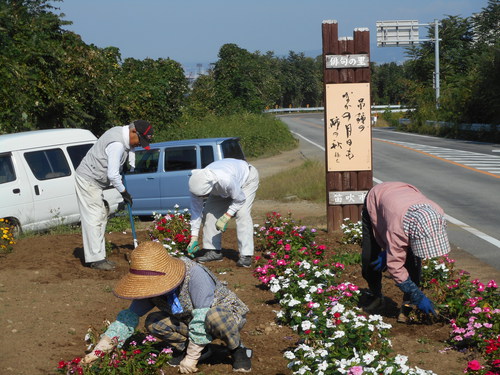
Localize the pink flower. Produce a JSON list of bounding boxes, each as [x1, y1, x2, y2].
[[477, 283, 485, 292], [487, 280, 498, 288], [348, 365, 363, 375], [467, 360, 482, 371], [348, 284, 359, 291], [313, 259, 320, 264]]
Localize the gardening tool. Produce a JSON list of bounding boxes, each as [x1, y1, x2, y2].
[[122, 174, 138, 248]]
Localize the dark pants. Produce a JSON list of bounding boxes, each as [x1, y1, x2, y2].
[[361, 206, 422, 302]]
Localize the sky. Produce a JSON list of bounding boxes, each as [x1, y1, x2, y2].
[[51, 0, 489, 75]]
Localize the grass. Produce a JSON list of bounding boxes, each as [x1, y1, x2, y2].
[[256, 159, 326, 203]]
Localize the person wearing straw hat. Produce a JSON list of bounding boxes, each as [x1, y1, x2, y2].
[[75, 120, 153, 270], [186, 158, 259, 268], [82, 241, 253, 373], [360, 182, 451, 322]]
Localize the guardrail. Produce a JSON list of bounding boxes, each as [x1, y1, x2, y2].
[[264, 105, 413, 114]]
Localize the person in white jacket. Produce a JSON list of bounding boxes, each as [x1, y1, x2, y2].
[[75, 120, 153, 270], [186, 158, 259, 268]]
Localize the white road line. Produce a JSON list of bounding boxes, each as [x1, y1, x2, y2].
[[290, 131, 325, 151]]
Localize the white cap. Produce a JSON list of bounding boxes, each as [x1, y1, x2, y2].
[[189, 169, 217, 196]]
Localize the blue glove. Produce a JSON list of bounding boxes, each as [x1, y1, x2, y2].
[[417, 295, 436, 316], [371, 250, 387, 272]]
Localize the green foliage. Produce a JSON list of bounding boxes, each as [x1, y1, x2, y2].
[[106, 211, 133, 233]]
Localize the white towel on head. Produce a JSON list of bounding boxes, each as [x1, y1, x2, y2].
[[189, 168, 217, 196]]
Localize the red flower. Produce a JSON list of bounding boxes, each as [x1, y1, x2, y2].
[[334, 312, 341, 318], [57, 361, 67, 369], [133, 349, 142, 354], [467, 360, 482, 371], [304, 329, 311, 334]]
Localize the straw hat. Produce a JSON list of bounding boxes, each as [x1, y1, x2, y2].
[[113, 241, 186, 299]]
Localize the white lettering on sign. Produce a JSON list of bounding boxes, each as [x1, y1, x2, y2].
[[326, 54, 369, 68], [328, 191, 368, 205]]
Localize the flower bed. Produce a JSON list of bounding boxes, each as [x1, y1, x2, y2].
[[254, 212, 499, 375]]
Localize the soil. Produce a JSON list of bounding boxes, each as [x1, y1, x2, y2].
[[1, 149, 499, 375]]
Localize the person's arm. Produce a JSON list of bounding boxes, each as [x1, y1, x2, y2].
[[106, 142, 126, 193], [225, 180, 246, 216]]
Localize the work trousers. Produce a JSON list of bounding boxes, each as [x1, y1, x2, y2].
[[361, 205, 421, 302], [75, 174, 108, 263], [202, 165, 259, 257], [145, 306, 246, 351]]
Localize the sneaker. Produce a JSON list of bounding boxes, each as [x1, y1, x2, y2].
[[89, 259, 115, 270], [231, 345, 252, 372], [197, 250, 223, 263], [236, 256, 252, 268], [168, 345, 213, 367]]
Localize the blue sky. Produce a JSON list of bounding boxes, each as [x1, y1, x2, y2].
[[52, 0, 488, 74]]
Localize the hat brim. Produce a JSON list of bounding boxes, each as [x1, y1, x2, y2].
[[113, 256, 186, 300], [138, 133, 151, 150]]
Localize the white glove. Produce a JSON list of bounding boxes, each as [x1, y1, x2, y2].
[[215, 213, 232, 232], [82, 335, 115, 364], [178, 341, 205, 373]]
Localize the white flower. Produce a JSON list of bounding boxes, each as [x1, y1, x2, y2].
[[301, 320, 312, 331], [301, 260, 311, 270], [383, 367, 394, 374], [298, 280, 309, 289], [309, 285, 318, 293], [363, 351, 376, 364], [174, 204, 179, 209], [284, 351, 295, 360], [333, 330, 345, 339], [318, 361, 328, 371], [394, 354, 408, 365], [288, 298, 301, 307], [275, 311, 284, 318]]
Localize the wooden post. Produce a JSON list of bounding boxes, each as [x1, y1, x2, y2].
[[322, 21, 373, 232]]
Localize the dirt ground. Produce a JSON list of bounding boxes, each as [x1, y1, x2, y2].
[[1, 149, 499, 375]]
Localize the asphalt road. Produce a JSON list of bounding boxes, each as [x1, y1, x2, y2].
[[278, 113, 500, 270]]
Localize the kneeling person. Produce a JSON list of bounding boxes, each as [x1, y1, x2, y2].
[[83, 241, 252, 373]]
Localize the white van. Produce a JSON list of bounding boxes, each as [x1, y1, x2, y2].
[[0, 128, 122, 234]]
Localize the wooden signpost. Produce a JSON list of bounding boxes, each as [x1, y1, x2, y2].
[[322, 21, 373, 231]]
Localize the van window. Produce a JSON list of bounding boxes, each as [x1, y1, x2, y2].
[[164, 147, 196, 171], [221, 139, 245, 160], [67, 144, 93, 169], [130, 149, 160, 174], [24, 148, 71, 180], [0, 154, 16, 184], [201, 145, 215, 168]]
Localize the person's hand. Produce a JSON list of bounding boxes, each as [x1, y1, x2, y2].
[[121, 190, 133, 206], [371, 250, 387, 272], [215, 213, 232, 232], [417, 295, 436, 316], [187, 236, 200, 257], [82, 335, 115, 364], [178, 341, 205, 373]]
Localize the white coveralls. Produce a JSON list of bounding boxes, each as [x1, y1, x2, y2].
[[189, 159, 259, 257]]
